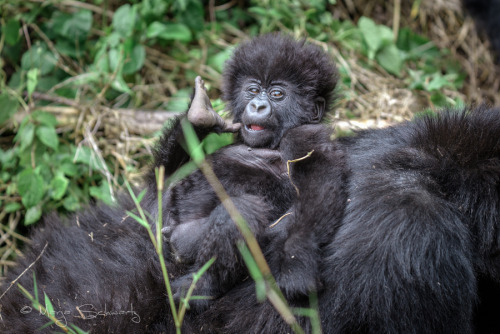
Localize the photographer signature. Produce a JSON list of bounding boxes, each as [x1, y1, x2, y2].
[[20, 303, 141, 327]]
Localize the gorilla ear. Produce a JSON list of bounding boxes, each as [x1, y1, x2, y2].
[[312, 97, 325, 123]]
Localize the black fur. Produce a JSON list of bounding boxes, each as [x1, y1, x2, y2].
[[198, 107, 500, 334], [463, 0, 500, 57]]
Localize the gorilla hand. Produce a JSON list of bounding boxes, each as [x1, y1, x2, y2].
[[188, 76, 241, 132]]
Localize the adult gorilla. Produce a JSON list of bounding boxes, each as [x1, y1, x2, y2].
[[198, 107, 500, 334]]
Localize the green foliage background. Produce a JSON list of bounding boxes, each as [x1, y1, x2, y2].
[[0, 0, 472, 242]]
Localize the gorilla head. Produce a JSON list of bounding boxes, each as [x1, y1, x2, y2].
[[221, 34, 338, 148]]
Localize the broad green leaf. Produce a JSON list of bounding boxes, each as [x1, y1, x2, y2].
[[108, 48, 121, 72], [359, 17, 395, 60], [111, 76, 132, 94], [427, 73, 456, 91], [55, 39, 84, 58], [113, 4, 136, 38], [123, 44, 146, 75], [50, 175, 69, 200], [376, 44, 402, 76], [4, 202, 22, 213], [36, 125, 59, 150], [51, 10, 92, 40], [74, 146, 107, 171], [89, 180, 114, 205], [33, 111, 57, 127], [358, 17, 382, 55], [146, 22, 192, 42], [202, 133, 233, 155], [208, 49, 233, 73], [21, 43, 57, 75], [147, 21, 168, 38], [430, 91, 451, 107], [0, 93, 19, 125], [63, 195, 80, 211], [27, 68, 39, 97], [16, 122, 35, 151], [59, 162, 79, 177], [4, 19, 21, 45], [25, 205, 42, 225], [18, 168, 45, 208], [176, 0, 204, 33], [166, 88, 190, 111]]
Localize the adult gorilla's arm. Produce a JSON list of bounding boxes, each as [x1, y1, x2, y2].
[[150, 77, 240, 177]]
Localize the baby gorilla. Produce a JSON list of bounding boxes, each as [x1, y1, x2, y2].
[[0, 34, 338, 333]]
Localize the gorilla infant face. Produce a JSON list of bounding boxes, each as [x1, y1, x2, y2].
[[221, 33, 338, 149]]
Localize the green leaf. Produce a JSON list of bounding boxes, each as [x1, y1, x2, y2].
[[44, 293, 55, 315], [21, 43, 57, 75], [359, 16, 395, 60], [74, 146, 107, 171], [175, 0, 205, 33], [427, 73, 455, 91], [123, 44, 146, 75], [33, 111, 57, 127], [111, 76, 132, 94], [63, 195, 80, 211], [376, 44, 402, 76], [51, 10, 92, 40], [113, 4, 136, 38], [36, 125, 59, 150], [4, 202, 22, 213], [27, 68, 39, 97], [146, 22, 192, 42], [358, 17, 382, 55], [25, 205, 42, 225], [202, 133, 233, 155], [16, 122, 35, 152], [59, 162, 79, 177], [136, 188, 148, 204], [0, 93, 19, 125], [18, 168, 45, 208], [89, 180, 114, 205], [50, 175, 69, 200], [4, 19, 21, 45], [166, 88, 190, 112], [126, 210, 149, 228], [208, 49, 233, 73], [430, 91, 451, 107], [108, 48, 121, 72]]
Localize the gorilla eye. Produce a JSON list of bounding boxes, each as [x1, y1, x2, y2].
[[248, 87, 260, 95], [270, 90, 284, 98]]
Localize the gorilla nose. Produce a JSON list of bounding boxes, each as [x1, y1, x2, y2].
[[250, 100, 271, 116]]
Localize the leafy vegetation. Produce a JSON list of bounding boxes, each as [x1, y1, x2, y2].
[[0, 1, 469, 231]]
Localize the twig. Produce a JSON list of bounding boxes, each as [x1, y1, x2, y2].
[[286, 150, 315, 196], [269, 212, 292, 228], [0, 242, 49, 301]]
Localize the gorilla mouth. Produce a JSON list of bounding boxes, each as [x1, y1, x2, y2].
[[246, 124, 265, 131]]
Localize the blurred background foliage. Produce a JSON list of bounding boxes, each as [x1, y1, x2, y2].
[[0, 0, 499, 273]]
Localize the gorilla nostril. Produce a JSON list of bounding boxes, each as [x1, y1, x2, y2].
[[251, 100, 270, 114]]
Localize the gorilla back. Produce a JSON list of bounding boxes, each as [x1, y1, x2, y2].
[[200, 106, 500, 334]]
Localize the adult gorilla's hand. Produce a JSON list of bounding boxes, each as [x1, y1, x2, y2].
[[188, 76, 241, 132]]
